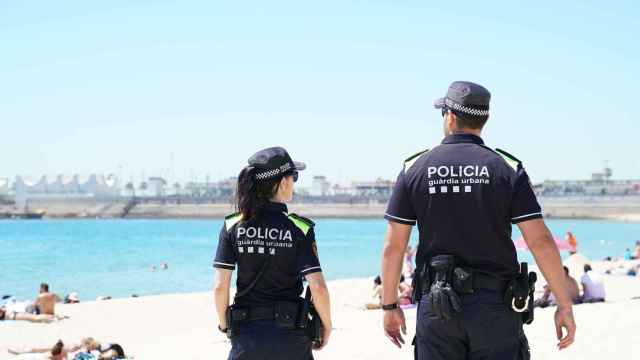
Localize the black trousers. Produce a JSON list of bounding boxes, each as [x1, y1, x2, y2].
[[228, 320, 313, 360], [416, 289, 530, 360]]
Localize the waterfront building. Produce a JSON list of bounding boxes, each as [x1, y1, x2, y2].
[[148, 177, 168, 197], [13, 174, 120, 198], [538, 168, 640, 196], [352, 179, 394, 198], [310, 176, 332, 196], [184, 177, 236, 199], [0, 178, 8, 195]]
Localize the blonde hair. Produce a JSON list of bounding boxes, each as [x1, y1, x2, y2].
[[82, 337, 98, 349]]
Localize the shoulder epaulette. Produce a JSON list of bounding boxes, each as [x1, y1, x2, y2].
[[287, 213, 315, 236], [494, 148, 521, 172], [404, 149, 429, 172], [224, 212, 243, 231]]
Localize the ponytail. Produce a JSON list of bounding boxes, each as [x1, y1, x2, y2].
[[236, 166, 283, 221], [51, 340, 64, 356]]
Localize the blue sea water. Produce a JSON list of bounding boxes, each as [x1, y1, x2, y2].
[[1, 219, 638, 301]]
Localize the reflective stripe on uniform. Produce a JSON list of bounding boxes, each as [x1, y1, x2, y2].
[[511, 212, 543, 221], [384, 213, 417, 225], [213, 261, 235, 270], [285, 213, 312, 236], [225, 213, 243, 231], [301, 266, 322, 275]]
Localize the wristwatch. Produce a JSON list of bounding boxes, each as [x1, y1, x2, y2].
[[218, 325, 228, 334], [382, 302, 399, 311]]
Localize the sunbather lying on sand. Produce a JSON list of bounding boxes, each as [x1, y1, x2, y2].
[[0, 307, 68, 323], [8, 340, 77, 359], [8, 337, 125, 360]]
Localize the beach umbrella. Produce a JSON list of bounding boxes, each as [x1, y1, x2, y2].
[[514, 236, 577, 252]]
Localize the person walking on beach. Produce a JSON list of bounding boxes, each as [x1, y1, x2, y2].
[[380, 81, 576, 359], [214, 147, 332, 360]]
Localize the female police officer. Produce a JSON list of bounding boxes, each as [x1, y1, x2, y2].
[[213, 146, 332, 360]]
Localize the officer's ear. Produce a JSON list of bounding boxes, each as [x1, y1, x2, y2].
[[445, 110, 458, 131], [278, 175, 292, 190]]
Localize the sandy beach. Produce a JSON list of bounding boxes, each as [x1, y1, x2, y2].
[[2, 264, 640, 360]]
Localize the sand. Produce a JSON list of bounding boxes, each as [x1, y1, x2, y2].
[[2, 273, 639, 360]]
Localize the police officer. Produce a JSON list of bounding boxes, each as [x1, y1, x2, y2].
[[214, 146, 332, 360], [380, 81, 576, 359]]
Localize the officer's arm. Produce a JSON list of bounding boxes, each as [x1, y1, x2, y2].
[[305, 272, 332, 330], [517, 219, 572, 307], [214, 268, 233, 330], [381, 222, 412, 306]]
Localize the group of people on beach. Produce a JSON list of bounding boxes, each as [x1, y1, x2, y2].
[[366, 246, 417, 310], [1, 283, 68, 324], [535, 264, 606, 307], [8, 338, 125, 360], [2, 283, 126, 359]]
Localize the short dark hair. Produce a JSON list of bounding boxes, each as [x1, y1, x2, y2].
[[450, 109, 488, 130], [40, 283, 49, 292], [563, 266, 569, 275], [584, 264, 592, 272]]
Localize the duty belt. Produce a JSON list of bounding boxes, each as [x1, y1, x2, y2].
[[472, 272, 509, 292], [231, 305, 277, 322]]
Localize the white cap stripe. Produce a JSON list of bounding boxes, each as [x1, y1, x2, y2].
[[445, 98, 489, 116]]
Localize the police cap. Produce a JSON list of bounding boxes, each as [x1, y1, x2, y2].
[[434, 81, 491, 118], [248, 146, 306, 181]]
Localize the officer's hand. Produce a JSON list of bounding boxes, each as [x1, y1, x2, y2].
[[383, 308, 407, 348], [554, 305, 576, 350], [314, 325, 332, 351]]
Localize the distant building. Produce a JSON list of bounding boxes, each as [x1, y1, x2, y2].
[[185, 177, 236, 198], [0, 178, 8, 195], [13, 174, 120, 199], [310, 176, 331, 196], [332, 184, 353, 196], [537, 168, 640, 196], [352, 179, 394, 198], [148, 177, 168, 197]]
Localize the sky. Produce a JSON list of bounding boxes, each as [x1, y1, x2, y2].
[[1, 0, 638, 187]]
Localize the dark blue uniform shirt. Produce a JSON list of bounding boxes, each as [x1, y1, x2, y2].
[[385, 133, 542, 278], [214, 202, 322, 306]]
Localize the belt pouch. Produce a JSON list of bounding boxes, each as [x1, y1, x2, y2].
[[227, 306, 248, 338], [275, 302, 299, 329], [453, 267, 474, 294]]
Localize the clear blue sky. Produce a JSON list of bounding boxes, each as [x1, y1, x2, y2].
[[2, 1, 638, 186]]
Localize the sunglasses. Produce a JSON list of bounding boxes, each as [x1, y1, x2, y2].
[[292, 171, 299, 183]]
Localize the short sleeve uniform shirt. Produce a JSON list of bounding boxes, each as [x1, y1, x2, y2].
[[385, 133, 542, 278], [214, 201, 321, 306]]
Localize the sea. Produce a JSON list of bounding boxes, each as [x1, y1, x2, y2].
[[1, 219, 638, 301]]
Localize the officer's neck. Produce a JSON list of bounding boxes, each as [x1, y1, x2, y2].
[[447, 128, 482, 137], [269, 196, 288, 204]]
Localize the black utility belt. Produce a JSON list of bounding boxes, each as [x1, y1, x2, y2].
[[412, 264, 508, 301], [229, 302, 302, 323], [412, 255, 537, 325], [225, 300, 309, 338]]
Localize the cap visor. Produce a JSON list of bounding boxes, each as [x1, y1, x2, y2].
[[293, 161, 306, 171], [433, 97, 446, 109]]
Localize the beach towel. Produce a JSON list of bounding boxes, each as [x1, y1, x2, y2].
[[73, 353, 96, 360]]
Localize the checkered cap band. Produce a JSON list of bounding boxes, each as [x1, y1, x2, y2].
[[445, 98, 489, 116], [255, 168, 281, 180]]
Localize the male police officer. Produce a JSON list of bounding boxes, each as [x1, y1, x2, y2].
[[380, 81, 576, 359]]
